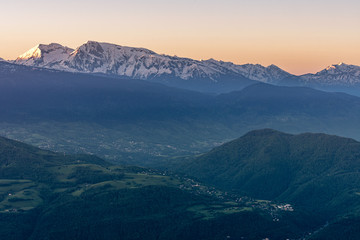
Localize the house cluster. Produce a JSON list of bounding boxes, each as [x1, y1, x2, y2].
[[276, 204, 294, 212]]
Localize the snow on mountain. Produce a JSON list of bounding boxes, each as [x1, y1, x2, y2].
[[202, 59, 292, 83], [300, 63, 360, 86], [13, 41, 292, 84], [15, 43, 74, 68], [11, 41, 360, 89], [62, 41, 227, 81]]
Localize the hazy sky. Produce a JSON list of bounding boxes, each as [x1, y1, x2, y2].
[[1, 0, 359, 75]]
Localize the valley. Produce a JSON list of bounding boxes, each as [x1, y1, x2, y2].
[[0, 136, 317, 240]]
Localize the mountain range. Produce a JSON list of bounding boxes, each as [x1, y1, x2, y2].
[[2, 60, 360, 165], [8, 41, 360, 94]]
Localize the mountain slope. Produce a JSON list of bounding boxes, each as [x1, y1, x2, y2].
[[216, 83, 360, 140], [0, 135, 108, 181], [297, 63, 360, 95], [182, 129, 360, 217], [16, 43, 74, 68], [203, 59, 293, 84], [178, 129, 360, 239], [301, 63, 360, 86]]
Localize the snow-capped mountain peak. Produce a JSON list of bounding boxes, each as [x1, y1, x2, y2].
[[318, 63, 360, 77], [300, 63, 360, 86], [69, 41, 157, 60], [15, 43, 74, 67], [64, 41, 181, 76], [17, 44, 42, 60], [323, 63, 353, 73]]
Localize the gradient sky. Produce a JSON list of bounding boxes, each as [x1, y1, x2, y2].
[[1, 0, 359, 75]]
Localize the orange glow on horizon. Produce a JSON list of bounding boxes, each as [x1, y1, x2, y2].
[[1, 0, 360, 75]]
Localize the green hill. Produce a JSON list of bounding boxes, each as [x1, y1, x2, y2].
[[0, 136, 318, 240], [180, 129, 360, 237]]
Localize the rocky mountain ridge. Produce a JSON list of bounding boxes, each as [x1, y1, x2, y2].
[[10, 41, 360, 93]]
